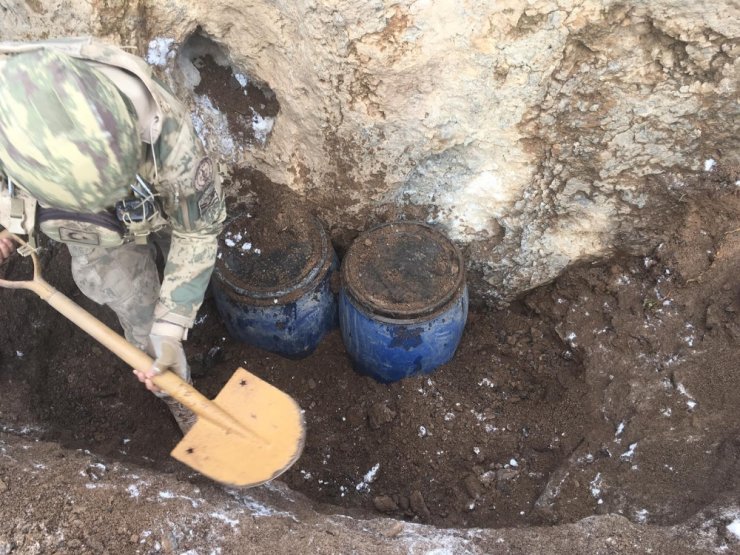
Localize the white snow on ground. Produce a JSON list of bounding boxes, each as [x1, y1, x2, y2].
[[209, 512, 240, 528], [234, 73, 248, 87], [704, 158, 717, 172], [356, 463, 380, 492], [227, 490, 297, 520], [590, 473, 602, 499], [251, 113, 275, 145], [676, 383, 698, 410], [158, 490, 204, 508], [146, 38, 174, 67], [620, 443, 638, 461], [727, 519, 740, 540], [478, 377, 495, 388]]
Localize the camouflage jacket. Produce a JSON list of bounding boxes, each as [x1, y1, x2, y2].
[[0, 37, 226, 328]]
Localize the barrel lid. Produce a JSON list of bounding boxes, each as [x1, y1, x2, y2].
[[215, 206, 329, 301], [342, 222, 465, 319]]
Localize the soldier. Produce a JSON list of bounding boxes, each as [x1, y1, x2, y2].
[[0, 38, 226, 432]]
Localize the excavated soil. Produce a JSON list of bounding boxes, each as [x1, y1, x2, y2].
[[1, 169, 739, 551], [193, 54, 280, 147]]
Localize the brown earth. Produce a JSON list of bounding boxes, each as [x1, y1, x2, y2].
[[0, 171, 739, 552], [193, 54, 280, 147]]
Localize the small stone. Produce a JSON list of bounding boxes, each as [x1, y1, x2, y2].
[[463, 475, 483, 499], [307, 378, 317, 389], [129, 534, 139, 544], [479, 470, 497, 486], [68, 539, 81, 549], [373, 495, 398, 513], [161, 533, 177, 554], [368, 402, 396, 430], [382, 522, 404, 538], [496, 469, 519, 481], [409, 490, 431, 520], [0, 479, 7, 494], [346, 406, 365, 427], [398, 495, 410, 511]]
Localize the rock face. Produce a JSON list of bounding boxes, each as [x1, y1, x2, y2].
[[0, 0, 738, 302]]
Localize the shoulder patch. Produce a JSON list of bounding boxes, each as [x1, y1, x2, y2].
[[194, 158, 214, 192]]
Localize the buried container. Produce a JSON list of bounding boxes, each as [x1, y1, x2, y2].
[[339, 221, 468, 383], [212, 207, 337, 359]]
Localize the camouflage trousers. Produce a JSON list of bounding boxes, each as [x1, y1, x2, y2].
[[67, 236, 196, 430], [67, 235, 168, 350]]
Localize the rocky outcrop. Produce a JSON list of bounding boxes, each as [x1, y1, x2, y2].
[[1, 0, 738, 302]]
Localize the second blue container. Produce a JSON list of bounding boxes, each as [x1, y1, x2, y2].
[[339, 221, 468, 383], [212, 207, 337, 359]]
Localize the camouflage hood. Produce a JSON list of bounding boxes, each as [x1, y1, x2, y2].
[[0, 48, 141, 212]]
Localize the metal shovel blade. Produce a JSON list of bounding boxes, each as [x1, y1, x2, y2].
[[172, 367, 305, 487]]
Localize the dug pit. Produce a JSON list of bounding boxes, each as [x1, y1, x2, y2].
[[1, 169, 738, 547]]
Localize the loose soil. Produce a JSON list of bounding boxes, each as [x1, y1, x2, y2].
[[1, 173, 738, 544], [193, 55, 279, 146]]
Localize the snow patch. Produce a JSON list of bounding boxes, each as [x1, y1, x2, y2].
[[589, 472, 602, 499], [209, 512, 240, 528], [229, 491, 296, 520], [252, 114, 275, 145], [356, 463, 380, 492], [146, 37, 174, 67], [620, 443, 638, 461], [727, 519, 740, 540], [233, 73, 248, 88]]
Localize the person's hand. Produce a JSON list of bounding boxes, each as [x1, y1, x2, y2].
[[133, 320, 190, 395], [133, 364, 161, 393], [0, 237, 16, 263]]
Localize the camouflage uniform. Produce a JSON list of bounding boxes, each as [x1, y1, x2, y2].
[[0, 38, 226, 367]]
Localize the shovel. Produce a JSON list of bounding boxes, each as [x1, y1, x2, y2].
[[0, 230, 305, 488]]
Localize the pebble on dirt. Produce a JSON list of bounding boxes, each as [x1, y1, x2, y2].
[[409, 490, 431, 520], [373, 495, 399, 513], [367, 402, 396, 430]]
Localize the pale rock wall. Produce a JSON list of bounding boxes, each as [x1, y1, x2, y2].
[[1, 0, 738, 302]]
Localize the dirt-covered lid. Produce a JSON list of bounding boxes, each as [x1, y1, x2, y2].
[[342, 222, 465, 319], [215, 206, 329, 301]]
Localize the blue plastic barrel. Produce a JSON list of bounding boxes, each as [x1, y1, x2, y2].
[[212, 208, 337, 359], [339, 222, 468, 382]]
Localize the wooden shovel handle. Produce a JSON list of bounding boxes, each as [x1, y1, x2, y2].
[[0, 230, 250, 438]]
